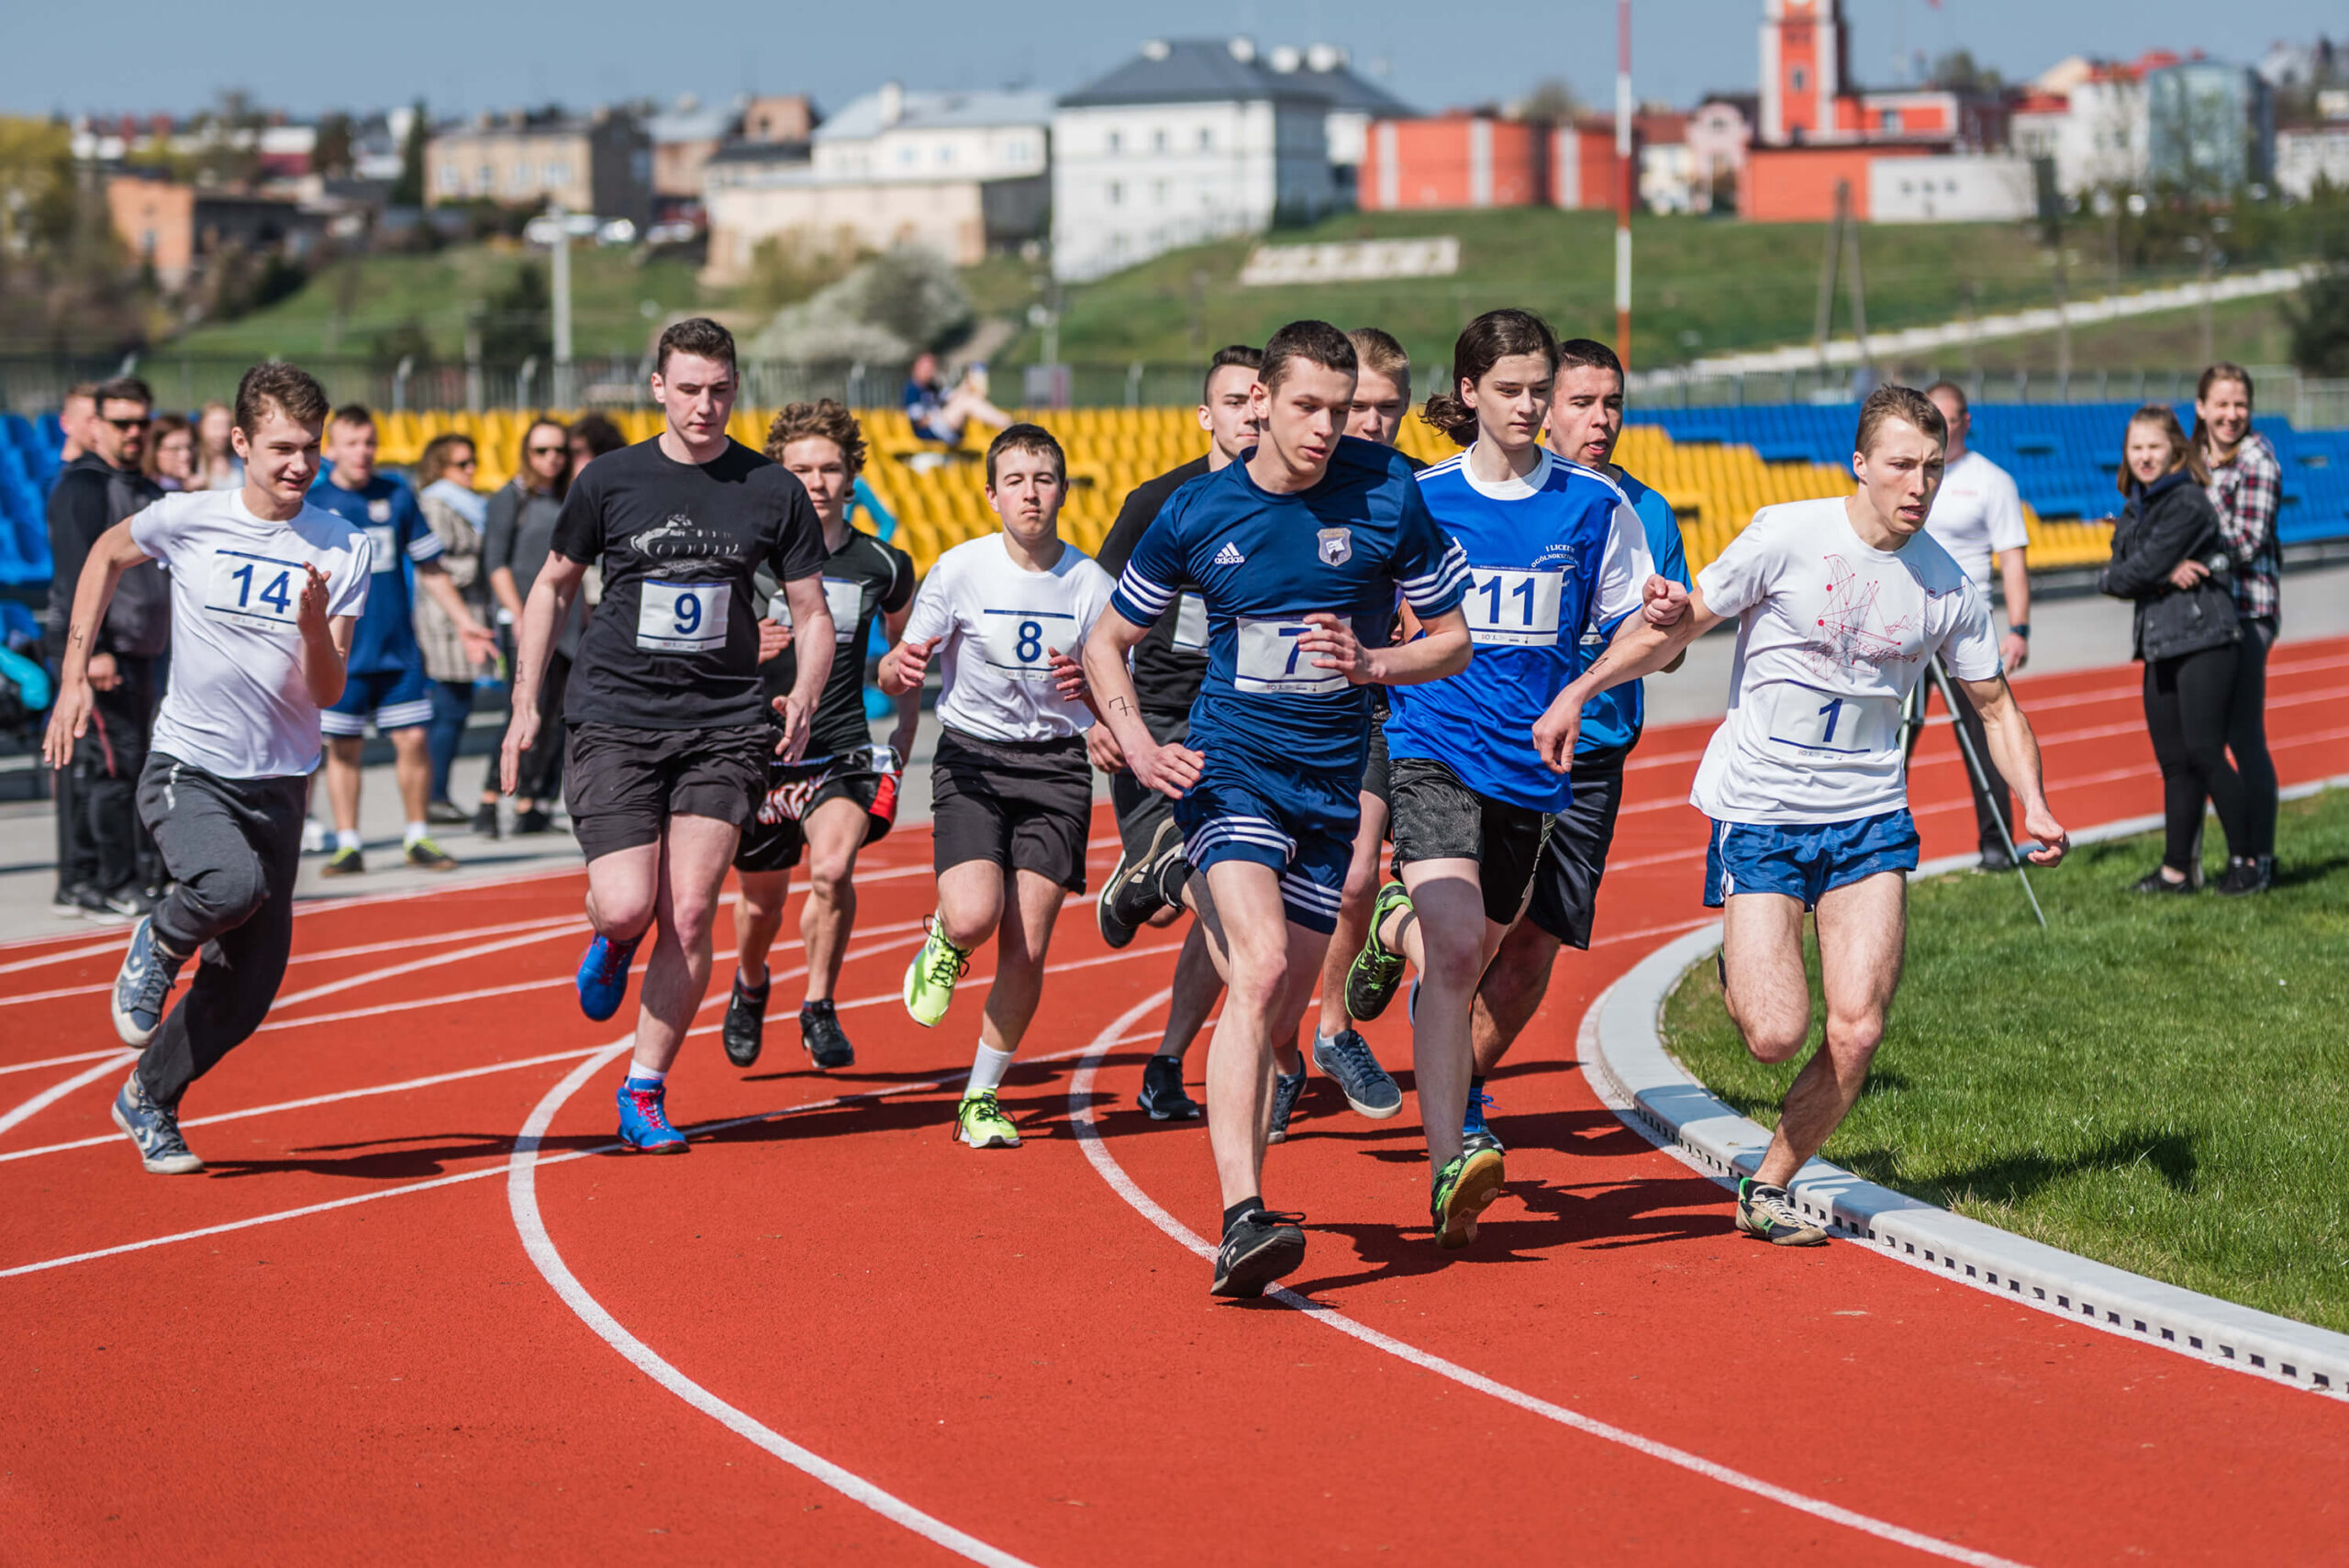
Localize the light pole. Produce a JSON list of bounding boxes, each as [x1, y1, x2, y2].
[[1614, 0, 1633, 370]]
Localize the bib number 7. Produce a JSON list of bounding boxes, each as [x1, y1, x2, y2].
[[1233, 615, 1344, 695], [637, 581, 731, 652]]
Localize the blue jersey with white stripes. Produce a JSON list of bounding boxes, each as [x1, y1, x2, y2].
[[1113, 435, 1468, 779], [1385, 447, 1653, 813], [1574, 468, 1689, 756], [306, 473, 441, 676]]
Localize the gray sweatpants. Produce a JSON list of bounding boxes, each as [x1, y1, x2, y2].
[[133, 753, 306, 1108]]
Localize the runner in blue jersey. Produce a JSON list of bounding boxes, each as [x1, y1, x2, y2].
[[1083, 320, 1472, 1297], [1468, 339, 1691, 1156], [1339, 311, 1657, 1250]]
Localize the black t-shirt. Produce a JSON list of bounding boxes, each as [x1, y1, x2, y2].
[[1096, 455, 1211, 718], [552, 437, 827, 729], [754, 525, 915, 758]]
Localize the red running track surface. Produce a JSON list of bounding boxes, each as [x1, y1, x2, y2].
[[6, 644, 2348, 1564]]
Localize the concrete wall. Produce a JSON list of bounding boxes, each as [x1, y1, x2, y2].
[[1868, 154, 2036, 222]]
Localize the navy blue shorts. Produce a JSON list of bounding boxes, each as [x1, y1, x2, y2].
[[322, 661, 432, 737], [1173, 756, 1357, 933], [1703, 809, 1920, 911]]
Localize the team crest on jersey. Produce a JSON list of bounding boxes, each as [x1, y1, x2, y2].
[[1317, 528, 1353, 566], [367, 498, 392, 523]]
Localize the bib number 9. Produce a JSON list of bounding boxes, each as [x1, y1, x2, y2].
[[979, 606, 1076, 676], [1233, 615, 1343, 695], [637, 580, 731, 652], [204, 550, 306, 630], [1763, 682, 1898, 757], [1464, 568, 1564, 647]]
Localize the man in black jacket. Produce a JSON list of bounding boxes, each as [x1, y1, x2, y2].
[[46, 376, 170, 917]]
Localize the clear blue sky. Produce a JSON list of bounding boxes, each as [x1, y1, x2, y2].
[[3, 1, 2331, 122]]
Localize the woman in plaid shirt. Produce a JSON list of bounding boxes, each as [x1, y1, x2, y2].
[[2175, 363, 2280, 888]]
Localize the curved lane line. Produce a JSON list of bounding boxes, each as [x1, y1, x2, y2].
[[0, 1052, 136, 1137], [1067, 994, 2033, 1568]]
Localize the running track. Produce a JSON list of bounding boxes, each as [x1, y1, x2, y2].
[[6, 644, 2348, 1564]]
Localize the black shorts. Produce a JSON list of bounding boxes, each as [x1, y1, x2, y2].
[[564, 721, 770, 863], [1386, 755, 1552, 927], [1110, 710, 1189, 862], [930, 728, 1094, 893], [1360, 707, 1392, 807], [733, 747, 899, 874], [1525, 747, 1630, 950]]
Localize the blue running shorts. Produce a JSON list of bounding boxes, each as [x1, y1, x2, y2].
[[1703, 808, 1920, 911], [1172, 756, 1357, 933], [321, 660, 433, 737]]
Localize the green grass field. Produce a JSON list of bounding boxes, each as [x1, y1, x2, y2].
[[1662, 791, 2349, 1333]]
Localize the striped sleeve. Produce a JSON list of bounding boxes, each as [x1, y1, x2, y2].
[[403, 492, 445, 564], [1109, 502, 1185, 626], [1390, 475, 1469, 615]]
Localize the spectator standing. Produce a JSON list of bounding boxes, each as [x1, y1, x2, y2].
[[568, 412, 628, 476], [145, 414, 196, 491], [2180, 363, 2281, 889], [481, 418, 578, 835], [413, 432, 490, 826], [194, 401, 240, 491], [55, 384, 97, 463], [2099, 406, 2256, 895]]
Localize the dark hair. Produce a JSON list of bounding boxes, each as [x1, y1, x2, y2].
[[2192, 361, 2254, 459], [329, 403, 375, 430], [418, 430, 475, 486], [1854, 384, 1946, 458], [93, 375, 152, 408], [516, 417, 571, 496], [2120, 404, 2209, 494], [765, 399, 868, 476], [1422, 308, 1560, 447], [1346, 328, 1410, 395], [656, 317, 738, 374], [1555, 338, 1622, 387], [985, 421, 1067, 487], [143, 412, 192, 482], [1259, 319, 1357, 396], [1923, 379, 1969, 416], [1201, 343, 1264, 402], [233, 361, 330, 438], [570, 412, 628, 459]]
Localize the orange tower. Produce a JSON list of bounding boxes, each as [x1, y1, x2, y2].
[[1759, 0, 1847, 144]]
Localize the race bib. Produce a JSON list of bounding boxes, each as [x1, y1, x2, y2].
[[1233, 615, 1343, 695], [637, 580, 730, 652], [204, 549, 305, 631], [1463, 568, 1564, 647], [1172, 593, 1208, 652], [768, 578, 863, 644], [978, 606, 1077, 677], [1762, 682, 1900, 758], [365, 524, 398, 573]]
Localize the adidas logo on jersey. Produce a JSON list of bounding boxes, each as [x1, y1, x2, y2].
[[1212, 542, 1246, 566]]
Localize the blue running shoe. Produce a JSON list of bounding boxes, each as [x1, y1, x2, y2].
[[111, 1074, 204, 1173], [615, 1076, 688, 1153], [576, 931, 643, 1022], [1463, 1087, 1504, 1155], [1266, 1064, 1309, 1144], [111, 915, 187, 1048]]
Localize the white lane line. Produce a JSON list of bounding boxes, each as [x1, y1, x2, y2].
[[1066, 996, 2032, 1568], [267, 924, 592, 1011], [0, 1052, 137, 1137], [507, 1045, 1038, 1568], [0, 938, 129, 978], [0, 1047, 136, 1078]]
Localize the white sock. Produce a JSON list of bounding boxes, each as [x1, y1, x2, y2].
[[335, 829, 362, 853], [626, 1063, 668, 1086], [964, 1043, 1016, 1098], [404, 821, 429, 849]]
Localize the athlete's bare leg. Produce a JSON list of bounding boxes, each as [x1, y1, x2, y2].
[[1153, 920, 1223, 1062], [624, 813, 747, 1077], [1469, 917, 1562, 1074], [324, 736, 364, 833], [1192, 861, 1330, 1208], [1377, 859, 1505, 1169], [1315, 791, 1388, 1042], [797, 795, 871, 1003], [733, 869, 791, 986], [390, 726, 432, 827], [935, 859, 1010, 954], [976, 869, 1069, 1056]]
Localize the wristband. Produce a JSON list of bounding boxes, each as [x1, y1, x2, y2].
[[2008, 623, 2030, 639]]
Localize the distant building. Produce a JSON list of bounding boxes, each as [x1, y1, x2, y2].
[[647, 95, 737, 200], [1686, 96, 1754, 212], [2146, 61, 2275, 193], [426, 108, 652, 224], [2276, 123, 2349, 199], [1869, 155, 2037, 221], [1360, 115, 1546, 210], [106, 172, 327, 291], [700, 84, 1048, 282]]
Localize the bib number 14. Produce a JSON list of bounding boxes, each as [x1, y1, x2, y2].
[[204, 549, 305, 629]]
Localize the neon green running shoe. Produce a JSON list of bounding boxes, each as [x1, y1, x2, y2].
[[954, 1089, 1020, 1149], [903, 917, 971, 1028], [1431, 1145, 1506, 1251], [1344, 880, 1414, 1021]]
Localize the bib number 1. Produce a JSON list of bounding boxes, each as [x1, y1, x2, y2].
[[1763, 682, 1898, 757], [637, 580, 730, 652]]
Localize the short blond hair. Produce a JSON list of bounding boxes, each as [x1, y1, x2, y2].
[[1346, 328, 1410, 395]]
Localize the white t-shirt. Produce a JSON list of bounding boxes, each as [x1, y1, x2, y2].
[[130, 490, 373, 779], [1690, 497, 1998, 825], [902, 532, 1115, 744], [1922, 450, 2029, 589]]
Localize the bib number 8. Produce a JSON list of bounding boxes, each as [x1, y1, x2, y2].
[[979, 606, 1075, 677], [1233, 615, 1343, 695], [637, 580, 730, 652]]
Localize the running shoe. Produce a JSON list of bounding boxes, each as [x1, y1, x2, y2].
[[2216, 857, 2268, 897], [1734, 1177, 1829, 1246], [615, 1076, 688, 1153], [902, 917, 971, 1028], [51, 884, 88, 919], [111, 914, 187, 1047], [301, 818, 328, 855], [72, 884, 132, 922], [575, 931, 643, 1022], [427, 799, 468, 826], [722, 973, 769, 1068], [1097, 817, 1183, 951], [406, 838, 459, 872], [1210, 1207, 1307, 1298], [515, 806, 553, 835], [800, 1000, 854, 1071], [1344, 881, 1413, 1022], [1311, 1029, 1402, 1119], [954, 1089, 1020, 1148], [321, 845, 365, 877], [110, 1074, 203, 1174], [470, 801, 502, 839], [1463, 1087, 1504, 1155], [97, 885, 150, 918], [1265, 1063, 1309, 1144], [2132, 868, 2194, 895], [1431, 1146, 1506, 1250], [1137, 1054, 1203, 1120], [1976, 843, 2015, 873]]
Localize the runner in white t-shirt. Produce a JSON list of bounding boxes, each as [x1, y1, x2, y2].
[[1909, 382, 2032, 869], [877, 424, 1115, 1151], [1542, 385, 2070, 1246], [43, 362, 370, 1175]]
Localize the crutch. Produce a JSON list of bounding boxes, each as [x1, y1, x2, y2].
[[1928, 655, 2047, 930]]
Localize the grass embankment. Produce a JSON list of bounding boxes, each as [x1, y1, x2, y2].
[[1662, 791, 2349, 1332]]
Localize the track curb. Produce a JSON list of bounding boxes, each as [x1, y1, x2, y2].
[[1580, 783, 2349, 1403]]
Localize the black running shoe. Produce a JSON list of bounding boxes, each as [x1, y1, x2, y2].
[[514, 806, 553, 835], [1265, 1064, 1308, 1144], [2215, 857, 2268, 897], [470, 801, 502, 839], [1211, 1208, 1307, 1298], [800, 999, 854, 1070], [2132, 867, 2194, 895], [722, 974, 769, 1068], [1137, 1054, 1203, 1120], [1097, 817, 1183, 951]]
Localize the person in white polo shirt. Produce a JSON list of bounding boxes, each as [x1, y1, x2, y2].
[[1907, 381, 2032, 871]]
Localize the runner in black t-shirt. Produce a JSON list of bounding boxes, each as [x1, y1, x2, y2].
[[722, 401, 919, 1073], [500, 318, 833, 1154]]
